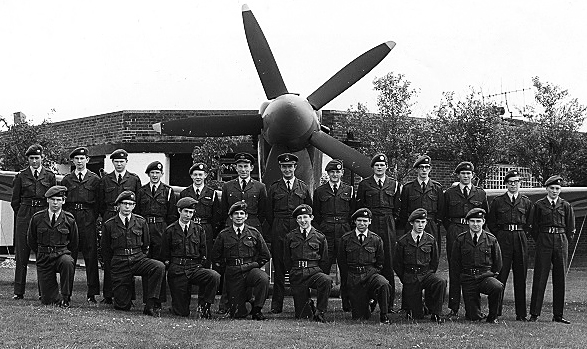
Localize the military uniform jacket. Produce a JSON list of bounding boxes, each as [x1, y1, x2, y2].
[[211, 224, 271, 269], [399, 179, 444, 226], [356, 176, 400, 217], [27, 209, 79, 255], [313, 182, 354, 226], [161, 221, 207, 262], [338, 230, 385, 285], [61, 170, 100, 212], [98, 171, 141, 217], [450, 230, 502, 281], [393, 232, 438, 284], [180, 185, 221, 227], [443, 185, 489, 226], [101, 214, 150, 262], [136, 182, 178, 224], [283, 227, 329, 272], [529, 197, 575, 240], [220, 178, 267, 224], [486, 192, 532, 234], [11, 167, 56, 213], [267, 178, 312, 224]]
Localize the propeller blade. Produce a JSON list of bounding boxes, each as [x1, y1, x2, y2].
[[242, 4, 288, 99], [308, 130, 372, 178], [153, 114, 263, 137], [307, 41, 396, 110]]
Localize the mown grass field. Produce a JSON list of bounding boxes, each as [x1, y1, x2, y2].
[[0, 263, 585, 349]]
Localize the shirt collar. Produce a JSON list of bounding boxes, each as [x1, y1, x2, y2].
[[507, 192, 517, 201], [411, 230, 423, 242], [151, 182, 159, 191], [549, 197, 558, 205], [75, 169, 88, 177], [233, 225, 244, 233], [459, 183, 472, 191], [355, 229, 367, 238], [374, 175, 386, 183], [119, 213, 131, 223], [30, 166, 41, 174], [470, 231, 480, 239], [50, 210, 62, 218], [179, 220, 190, 230], [115, 170, 127, 178], [193, 184, 204, 192], [417, 178, 429, 186], [283, 177, 295, 185]]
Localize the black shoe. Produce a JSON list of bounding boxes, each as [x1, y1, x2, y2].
[[486, 317, 499, 324], [101, 297, 113, 305], [446, 309, 458, 318], [87, 296, 98, 304], [369, 299, 377, 313], [552, 316, 571, 324], [431, 314, 445, 323], [13, 294, 24, 300], [143, 306, 160, 317], [516, 316, 528, 321], [60, 298, 70, 309], [200, 303, 212, 319], [251, 311, 267, 321], [528, 315, 538, 322], [380, 314, 391, 324], [313, 312, 327, 323]]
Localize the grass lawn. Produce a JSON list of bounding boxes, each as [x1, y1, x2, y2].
[[0, 262, 585, 349]]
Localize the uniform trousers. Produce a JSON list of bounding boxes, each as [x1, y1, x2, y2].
[[289, 267, 332, 318], [496, 229, 528, 317], [110, 254, 165, 310], [225, 266, 269, 318], [167, 263, 220, 316], [36, 253, 75, 304], [446, 222, 469, 311], [14, 205, 45, 295], [347, 273, 392, 320], [70, 208, 100, 297], [143, 221, 167, 304], [370, 213, 396, 310], [461, 275, 503, 320], [401, 272, 446, 318]]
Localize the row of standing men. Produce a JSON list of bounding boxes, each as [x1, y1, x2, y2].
[[11, 145, 575, 324]]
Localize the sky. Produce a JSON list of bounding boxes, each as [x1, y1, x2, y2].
[[1, 0, 586, 129]]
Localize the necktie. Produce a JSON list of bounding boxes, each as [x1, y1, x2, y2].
[[195, 188, 200, 197], [416, 234, 420, 245], [125, 217, 129, 229], [333, 184, 338, 194], [183, 224, 188, 235], [152, 185, 156, 197], [78, 172, 83, 182], [421, 182, 426, 193], [118, 174, 122, 184], [359, 234, 364, 244], [511, 195, 516, 205], [473, 233, 478, 245], [241, 179, 246, 191], [463, 186, 468, 198], [34, 170, 38, 179], [51, 214, 56, 227], [551, 200, 555, 209], [236, 227, 241, 238], [302, 229, 307, 239], [287, 181, 291, 191], [378, 179, 383, 188]]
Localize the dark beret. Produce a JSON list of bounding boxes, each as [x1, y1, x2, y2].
[[69, 147, 89, 158], [292, 204, 313, 218], [413, 155, 431, 168], [229, 201, 248, 215], [503, 170, 521, 184], [45, 185, 67, 198], [371, 153, 388, 167], [145, 161, 163, 174], [177, 197, 197, 209], [325, 159, 344, 171], [115, 190, 136, 204], [189, 162, 208, 174], [351, 208, 372, 221], [234, 152, 255, 164], [110, 149, 128, 160], [25, 144, 43, 157], [465, 208, 486, 220], [408, 208, 428, 222], [454, 161, 474, 173], [277, 153, 298, 164], [544, 175, 563, 187]]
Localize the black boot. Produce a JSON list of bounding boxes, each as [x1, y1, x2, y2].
[[251, 306, 266, 321]]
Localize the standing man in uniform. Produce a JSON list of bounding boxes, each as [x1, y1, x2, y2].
[[161, 197, 220, 318], [356, 153, 400, 311], [338, 208, 393, 324], [528, 175, 575, 324], [220, 153, 267, 237], [284, 204, 332, 322], [486, 170, 532, 321], [212, 202, 271, 320], [98, 148, 142, 304], [100, 191, 165, 316], [136, 160, 178, 310], [450, 208, 503, 323], [443, 161, 489, 317], [313, 159, 354, 311], [394, 208, 446, 323], [61, 146, 101, 304], [27, 186, 78, 307], [267, 153, 312, 314], [399, 155, 444, 251], [11, 144, 56, 300]]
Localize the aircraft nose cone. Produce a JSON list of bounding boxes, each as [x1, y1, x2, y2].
[[262, 94, 317, 150]]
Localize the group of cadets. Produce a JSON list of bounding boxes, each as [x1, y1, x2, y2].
[[11, 144, 575, 325]]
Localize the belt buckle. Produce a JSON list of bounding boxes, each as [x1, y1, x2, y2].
[[299, 260, 308, 268], [194, 217, 201, 224], [460, 218, 467, 224], [125, 248, 132, 255], [356, 266, 365, 273], [549, 227, 556, 234], [235, 258, 243, 266]]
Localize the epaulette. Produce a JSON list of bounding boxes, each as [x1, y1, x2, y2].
[[430, 179, 442, 186], [341, 231, 355, 239], [456, 231, 469, 240], [133, 214, 146, 222], [397, 233, 410, 242], [484, 231, 497, 239], [31, 210, 46, 218], [424, 232, 435, 240], [63, 210, 75, 219]]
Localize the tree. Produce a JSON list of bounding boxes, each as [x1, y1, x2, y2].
[[513, 77, 587, 183], [427, 89, 509, 187], [0, 117, 66, 172], [338, 72, 428, 182]]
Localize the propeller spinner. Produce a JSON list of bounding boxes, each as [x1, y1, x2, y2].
[[153, 4, 395, 185]]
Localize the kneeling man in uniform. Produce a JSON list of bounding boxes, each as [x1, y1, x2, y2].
[[450, 208, 503, 323]]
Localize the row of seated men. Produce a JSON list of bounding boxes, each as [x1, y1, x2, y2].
[[12, 144, 575, 324]]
